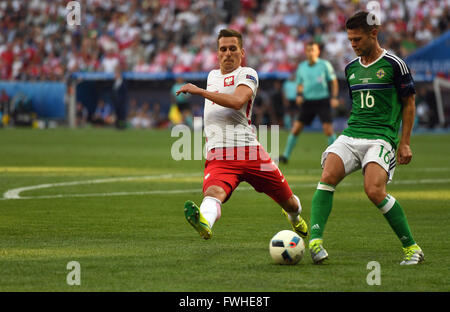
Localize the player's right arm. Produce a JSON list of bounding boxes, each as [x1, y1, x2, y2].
[[397, 94, 415, 165], [389, 55, 416, 165], [176, 83, 253, 110]]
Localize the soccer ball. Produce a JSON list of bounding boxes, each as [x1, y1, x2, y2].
[[269, 230, 305, 265]]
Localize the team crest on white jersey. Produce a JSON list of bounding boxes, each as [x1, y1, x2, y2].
[[224, 76, 235, 87]]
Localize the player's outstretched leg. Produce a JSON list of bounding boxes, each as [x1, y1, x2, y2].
[[184, 200, 212, 240], [281, 195, 308, 239]]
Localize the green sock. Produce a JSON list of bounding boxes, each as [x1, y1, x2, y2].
[[283, 133, 298, 159], [327, 133, 337, 146], [377, 194, 415, 247], [310, 182, 335, 241]]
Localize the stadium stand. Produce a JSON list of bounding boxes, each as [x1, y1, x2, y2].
[[0, 0, 449, 128], [0, 0, 448, 80]]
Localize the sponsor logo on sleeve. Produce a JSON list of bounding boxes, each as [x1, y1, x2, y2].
[[246, 74, 257, 84]]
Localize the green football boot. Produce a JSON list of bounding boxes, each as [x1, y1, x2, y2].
[[184, 200, 212, 240], [282, 209, 308, 239], [400, 244, 424, 265], [309, 239, 328, 264]]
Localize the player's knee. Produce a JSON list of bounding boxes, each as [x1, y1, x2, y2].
[[292, 126, 301, 135], [320, 170, 339, 186], [323, 127, 333, 137], [204, 185, 227, 202], [293, 125, 304, 135], [364, 185, 385, 204], [322, 123, 333, 135]]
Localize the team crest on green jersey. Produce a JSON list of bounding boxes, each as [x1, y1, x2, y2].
[[376, 69, 385, 79]]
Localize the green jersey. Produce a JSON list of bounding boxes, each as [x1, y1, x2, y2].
[[342, 50, 415, 149]]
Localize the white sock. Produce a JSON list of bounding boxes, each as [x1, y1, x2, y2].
[[286, 195, 302, 223], [200, 196, 222, 228]]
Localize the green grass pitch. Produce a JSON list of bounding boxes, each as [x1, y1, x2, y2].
[[0, 128, 449, 291]]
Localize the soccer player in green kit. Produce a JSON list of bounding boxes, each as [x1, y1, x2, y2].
[[309, 11, 424, 265]]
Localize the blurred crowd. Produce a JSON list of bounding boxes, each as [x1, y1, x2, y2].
[[0, 0, 449, 81], [76, 97, 168, 129]]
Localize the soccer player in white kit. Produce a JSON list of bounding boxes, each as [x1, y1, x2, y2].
[[176, 29, 308, 240]]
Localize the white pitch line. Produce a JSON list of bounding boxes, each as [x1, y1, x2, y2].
[[2, 177, 450, 201], [389, 178, 450, 185], [286, 167, 450, 174], [2, 173, 201, 200], [15, 188, 204, 200]]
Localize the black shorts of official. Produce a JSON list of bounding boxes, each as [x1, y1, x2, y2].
[[176, 101, 190, 112], [297, 98, 332, 125], [287, 100, 297, 113]]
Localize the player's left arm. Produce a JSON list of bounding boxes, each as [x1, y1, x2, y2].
[[397, 94, 415, 165]]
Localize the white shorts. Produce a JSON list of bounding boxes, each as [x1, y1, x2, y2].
[[321, 135, 396, 182]]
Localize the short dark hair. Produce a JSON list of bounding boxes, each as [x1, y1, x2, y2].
[[217, 28, 243, 48], [345, 11, 379, 33], [306, 41, 319, 48]]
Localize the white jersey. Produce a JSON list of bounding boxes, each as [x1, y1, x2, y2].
[[204, 66, 259, 151]]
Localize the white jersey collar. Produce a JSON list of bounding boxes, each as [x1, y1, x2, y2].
[[358, 49, 386, 68]]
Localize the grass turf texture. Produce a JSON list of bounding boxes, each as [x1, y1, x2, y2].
[[0, 128, 449, 291]]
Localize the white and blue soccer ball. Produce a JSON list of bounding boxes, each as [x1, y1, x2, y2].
[[269, 230, 305, 265]]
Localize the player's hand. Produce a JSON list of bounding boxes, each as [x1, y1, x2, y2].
[[397, 143, 412, 165], [330, 98, 340, 108], [296, 95, 303, 106], [176, 83, 202, 96]]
